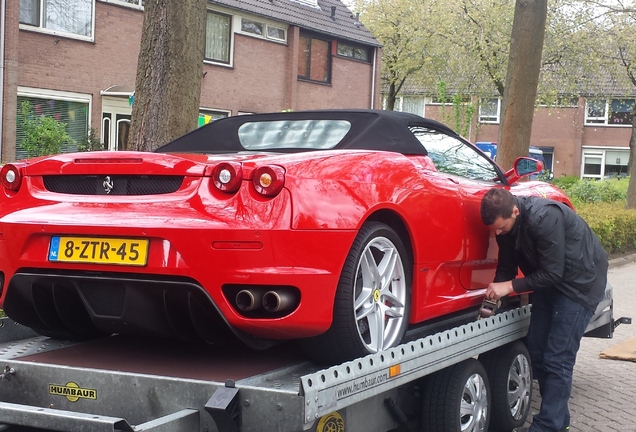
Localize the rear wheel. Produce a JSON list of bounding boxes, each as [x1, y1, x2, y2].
[[479, 341, 532, 431], [302, 222, 411, 364], [421, 358, 490, 432]]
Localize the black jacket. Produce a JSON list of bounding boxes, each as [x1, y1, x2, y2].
[[494, 196, 608, 309]]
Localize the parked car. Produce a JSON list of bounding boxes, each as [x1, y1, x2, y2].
[[0, 110, 569, 364]]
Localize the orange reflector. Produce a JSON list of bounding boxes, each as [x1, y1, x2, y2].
[[389, 365, 401, 378], [212, 241, 263, 250]]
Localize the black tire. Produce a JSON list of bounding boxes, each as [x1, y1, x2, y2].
[[421, 358, 491, 432], [479, 341, 532, 432], [301, 222, 412, 364]]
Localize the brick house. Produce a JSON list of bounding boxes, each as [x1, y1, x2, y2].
[[391, 93, 635, 180], [1, 0, 381, 162]]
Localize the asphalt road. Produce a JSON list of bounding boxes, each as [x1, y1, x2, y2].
[[518, 255, 636, 431]]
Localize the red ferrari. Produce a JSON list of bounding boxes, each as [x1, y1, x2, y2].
[[0, 110, 570, 364]]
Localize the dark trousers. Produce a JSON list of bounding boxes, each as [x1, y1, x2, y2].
[[526, 288, 595, 432]]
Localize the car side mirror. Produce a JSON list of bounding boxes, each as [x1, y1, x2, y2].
[[514, 157, 543, 177], [503, 157, 544, 184]]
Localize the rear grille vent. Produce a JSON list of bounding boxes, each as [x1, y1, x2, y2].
[[43, 175, 183, 195]]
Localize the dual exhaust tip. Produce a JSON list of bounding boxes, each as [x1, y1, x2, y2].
[[235, 289, 298, 313]]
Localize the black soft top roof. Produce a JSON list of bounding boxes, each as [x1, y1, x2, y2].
[[156, 109, 460, 155]]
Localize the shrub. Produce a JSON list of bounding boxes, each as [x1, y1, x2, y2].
[[78, 128, 105, 152], [577, 201, 636, 253], [555, 178, 626, 206], [19, 101, 74, 157]]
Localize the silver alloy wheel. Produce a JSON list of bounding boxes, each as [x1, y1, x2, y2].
[[461, 373, 489, 432], [353, 236, 407, 353], [508, 353, 532, 420]]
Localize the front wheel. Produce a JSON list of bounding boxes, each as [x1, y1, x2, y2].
[[302, 222, 411, 364], [421, 358, 491, 432]]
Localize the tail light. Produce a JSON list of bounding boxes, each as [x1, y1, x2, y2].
[[1, 164, 23, 191], [211, 162, 243, 193], [252, 165, 285, 197]]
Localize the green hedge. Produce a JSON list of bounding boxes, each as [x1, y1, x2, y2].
[[577, 202, 636, 254], [550, 177, 636, 254]]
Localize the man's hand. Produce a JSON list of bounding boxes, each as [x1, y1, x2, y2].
[[486, 280, 514, 301]]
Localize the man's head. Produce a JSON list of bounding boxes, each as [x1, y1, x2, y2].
[[480, 188, 519, 235]]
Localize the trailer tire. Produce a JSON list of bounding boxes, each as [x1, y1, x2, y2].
[[301, 222, 411, 364], [421, 358, 490, 432], [479, 341, 532, 432]]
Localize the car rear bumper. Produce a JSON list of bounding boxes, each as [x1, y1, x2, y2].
[[0, 220, 358, 341]]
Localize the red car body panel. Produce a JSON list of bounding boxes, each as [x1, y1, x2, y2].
[[0, 110, 572, 349]]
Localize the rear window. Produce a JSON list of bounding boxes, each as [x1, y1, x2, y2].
[[238, 120, 351, 150]]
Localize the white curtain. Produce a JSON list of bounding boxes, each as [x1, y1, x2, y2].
[[206, 12, 230, 63]]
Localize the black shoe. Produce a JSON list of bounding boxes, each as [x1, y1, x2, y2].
[[512, 428, 530, 432]]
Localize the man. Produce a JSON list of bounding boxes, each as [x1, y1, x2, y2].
[[480, 188, 608, 432]]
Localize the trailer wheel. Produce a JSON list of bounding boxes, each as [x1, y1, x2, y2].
[[302, 222, 411, 364], [479, 341, 532, 432], [421, 358, 490, 432]]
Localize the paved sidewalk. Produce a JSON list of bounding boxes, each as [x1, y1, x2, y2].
[[519, 255, 636, 431]]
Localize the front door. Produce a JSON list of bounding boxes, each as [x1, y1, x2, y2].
[[102, 96, 132, 151]]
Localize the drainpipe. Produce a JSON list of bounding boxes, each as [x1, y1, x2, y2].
[[370, 47, 376, 109], [0, 0, 6, 160]]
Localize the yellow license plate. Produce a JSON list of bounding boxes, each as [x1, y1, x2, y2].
[[49, 236, 149, 266]]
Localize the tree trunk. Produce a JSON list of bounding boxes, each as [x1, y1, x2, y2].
[[625, 110, 636, 208], [128, 0, 208, 151], [496, 0, 547, 171], [386, 82, 397, 111]]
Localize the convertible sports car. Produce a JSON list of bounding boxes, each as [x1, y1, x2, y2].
[[0, 110, 571, 364]]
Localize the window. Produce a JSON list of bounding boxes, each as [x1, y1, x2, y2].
[[238, 120, 351, 150], [581, 147, 630, 180], [100, 0, 143, 7], [198, 109, 230, 127], [337, 42, 370, 62], [585, 98, 635, 126], [20, 0, 94, 39], [298, 34, 331, 83], [410, 127, 499, 182], [267, 26, 286, 41], [400, 97, 425, 116], [205, 11, 232, 64], [241, 18, 263, 36], [239, 18, 286, 42], [479, 98, 500, 123], [16, 89, 91, 160]]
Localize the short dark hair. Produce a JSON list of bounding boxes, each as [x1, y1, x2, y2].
[[480, 188, 516, 225]]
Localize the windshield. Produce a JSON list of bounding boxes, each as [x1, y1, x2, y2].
[[238, 120, 351, 150]]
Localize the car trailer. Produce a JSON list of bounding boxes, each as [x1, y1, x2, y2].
[[0, 285, 628, 432]]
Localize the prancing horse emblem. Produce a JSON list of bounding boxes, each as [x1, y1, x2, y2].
[[103, 176, 114, 194]]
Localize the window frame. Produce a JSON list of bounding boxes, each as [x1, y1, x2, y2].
[[17, 86, 93, 158], [478, 98, 501, 124], [204, 9, 234, 67], [19, 0, 96, 42], [198, 108, 231, 127], [584, 98, 635, 126], [298, 32, 332, 84], [336, 41, 371, 63], [581, 146, 630, 180], [238, 16, 287, 43], [97, 0, 143, 10]]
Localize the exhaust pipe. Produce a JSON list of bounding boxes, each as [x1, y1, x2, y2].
[[235, 289, 264, 312], [262, 290, 298, 313]]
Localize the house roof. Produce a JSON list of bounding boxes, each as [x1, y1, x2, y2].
[[209, 0, 380, 47]]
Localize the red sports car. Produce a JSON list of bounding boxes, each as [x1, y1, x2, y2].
[[0, 110, 570, 364]]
